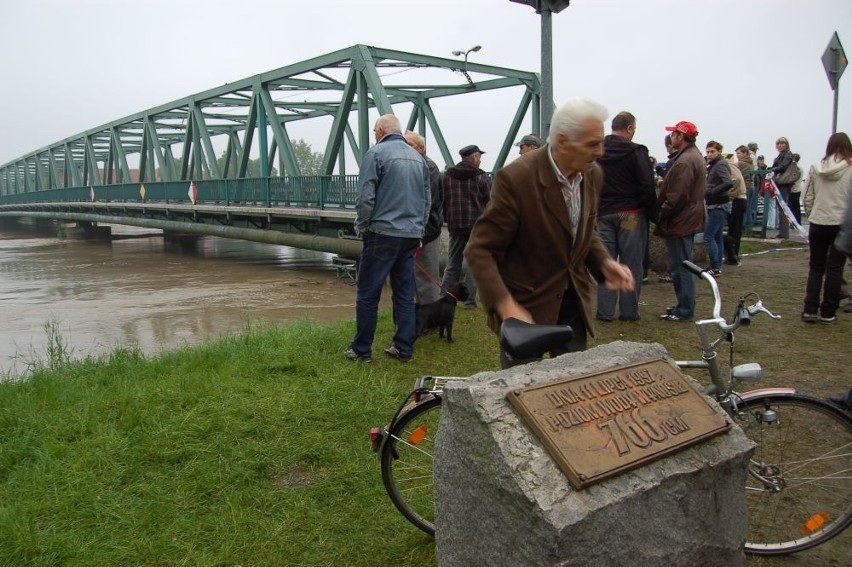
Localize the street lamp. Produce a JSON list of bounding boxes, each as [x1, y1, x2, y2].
[[451, 44, 482, 65], [451, 45, 482, 86]]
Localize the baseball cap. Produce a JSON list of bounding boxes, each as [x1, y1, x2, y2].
[[514, 134, 543, 148], [459, 144, 485, 157], [664, 121, 699, 137], [747, 142, 758, 151]]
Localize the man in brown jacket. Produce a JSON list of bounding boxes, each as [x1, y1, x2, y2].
[[465, 97, 634, 367], [656, 120, 706, 321]]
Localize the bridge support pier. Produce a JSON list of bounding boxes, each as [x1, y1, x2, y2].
[[163, 231, 202, 253], [58, 221, 112, 241]]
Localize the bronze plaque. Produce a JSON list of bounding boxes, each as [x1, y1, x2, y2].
[[506, 358, 730, 489]]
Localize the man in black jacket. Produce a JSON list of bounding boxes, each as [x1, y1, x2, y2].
[[704, 141, 733, 276], [404, 131, 443, 305], [595, 111, 657, 321]]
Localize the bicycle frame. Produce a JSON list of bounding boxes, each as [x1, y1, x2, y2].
[[675, 261, 783, 411]]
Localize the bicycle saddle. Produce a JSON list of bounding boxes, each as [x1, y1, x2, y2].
[[500, 318, 574, 360]]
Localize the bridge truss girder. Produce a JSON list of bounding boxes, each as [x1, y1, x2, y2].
[[0, 45, 541, 195]]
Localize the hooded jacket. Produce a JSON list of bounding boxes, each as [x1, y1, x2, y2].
[[804, 155, 852, 226], [442, 160, 491, 233], [596, 134, 658, 219]]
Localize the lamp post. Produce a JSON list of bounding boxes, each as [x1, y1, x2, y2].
[[451, 45, 481, 86], [509, 1, 571, 140], [451, 44, 482, 66]]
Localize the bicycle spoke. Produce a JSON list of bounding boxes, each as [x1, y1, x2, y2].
[[740, 395, 852, 555]]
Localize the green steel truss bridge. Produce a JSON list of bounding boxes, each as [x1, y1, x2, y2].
[[0, 45, 540, 256]]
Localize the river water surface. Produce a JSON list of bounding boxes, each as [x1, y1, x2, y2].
[[0, 224, 363, 378]]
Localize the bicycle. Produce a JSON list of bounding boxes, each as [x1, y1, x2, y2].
[[371, 261, 852, 555], [369, 320, 573, 536]]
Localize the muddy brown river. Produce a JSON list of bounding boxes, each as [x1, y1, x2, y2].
[[0, 223, 365, 378]]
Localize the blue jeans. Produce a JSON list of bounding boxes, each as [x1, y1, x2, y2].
[[705, 208, 727, 270], [665, 235, 696, 320], [442, 229, 477, 307], [745, 185, 758, 232], [596, 211, 646, 320], [350, 232, 419, 358]]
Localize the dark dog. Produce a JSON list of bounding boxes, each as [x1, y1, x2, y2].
[[415, 282, 469, 342]]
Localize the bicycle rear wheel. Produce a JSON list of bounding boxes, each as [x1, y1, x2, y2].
[[380, 396, 442, 536], [733, 393, 852, 555]]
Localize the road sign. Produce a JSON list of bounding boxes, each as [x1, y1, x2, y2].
[[822, 31, 847, 90], [509, 1, 571, 14]]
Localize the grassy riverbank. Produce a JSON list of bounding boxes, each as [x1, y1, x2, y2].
[[1, 244, 848, 565]]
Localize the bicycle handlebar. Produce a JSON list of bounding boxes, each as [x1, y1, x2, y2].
[[681, 260, 780, 332]]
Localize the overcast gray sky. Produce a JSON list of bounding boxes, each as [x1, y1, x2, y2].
[[1, 0, 850, 173]]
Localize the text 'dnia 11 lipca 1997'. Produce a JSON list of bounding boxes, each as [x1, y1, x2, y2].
[[507, 358, 730, 489]]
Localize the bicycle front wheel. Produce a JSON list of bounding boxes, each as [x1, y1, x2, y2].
[[380, 396, 442, 536], [733, 393, 852, 555]]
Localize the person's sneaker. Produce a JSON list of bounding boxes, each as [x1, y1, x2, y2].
[[819, 315, 837, 324], [383, 344, 412, 363], [659, 306, 676, 318], [801, 312, 819, 323], [658, 273, 674, 283], [708, 269, 722, 277], [343, 347, 371, 363], [660, 313, 691, 322]]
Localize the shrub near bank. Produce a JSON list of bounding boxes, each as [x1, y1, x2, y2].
[[0, 244, 848, 566]]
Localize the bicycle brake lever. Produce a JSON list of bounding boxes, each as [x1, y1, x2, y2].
[[748, 300, 782, 319]]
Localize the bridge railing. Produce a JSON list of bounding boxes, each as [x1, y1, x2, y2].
[[0, 176, 361, 209]]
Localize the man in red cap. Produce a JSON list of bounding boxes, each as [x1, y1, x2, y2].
[[656, 120, 706, 321]]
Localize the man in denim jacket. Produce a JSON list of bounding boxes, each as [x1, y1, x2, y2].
[[345, 114, 430, 363]]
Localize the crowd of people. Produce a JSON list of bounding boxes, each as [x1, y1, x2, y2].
[[343, 101, 851, 376]]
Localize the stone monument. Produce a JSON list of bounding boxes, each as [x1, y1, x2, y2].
[[434, 341, 755, 567]]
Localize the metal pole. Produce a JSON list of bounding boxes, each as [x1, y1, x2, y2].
[[833, 86, 839, 134], [540, 8, 553, 140]]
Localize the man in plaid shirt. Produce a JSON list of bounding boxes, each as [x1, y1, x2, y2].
[[441, 144, 491, 308]]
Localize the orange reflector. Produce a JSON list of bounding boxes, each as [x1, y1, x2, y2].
[[408, 425, 429, 445], [801, 512, 828, 534]]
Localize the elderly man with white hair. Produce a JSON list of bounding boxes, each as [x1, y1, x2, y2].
[[465, 97, 633, 368]]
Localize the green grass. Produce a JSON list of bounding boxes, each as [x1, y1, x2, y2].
[[0, 244, 848, 565], [0, 312, 500, 566]]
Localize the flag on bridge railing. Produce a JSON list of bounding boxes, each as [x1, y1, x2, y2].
[[140, 184, 147, 201], [89, 186, 94, 202], [188, 181, 198, 205]]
